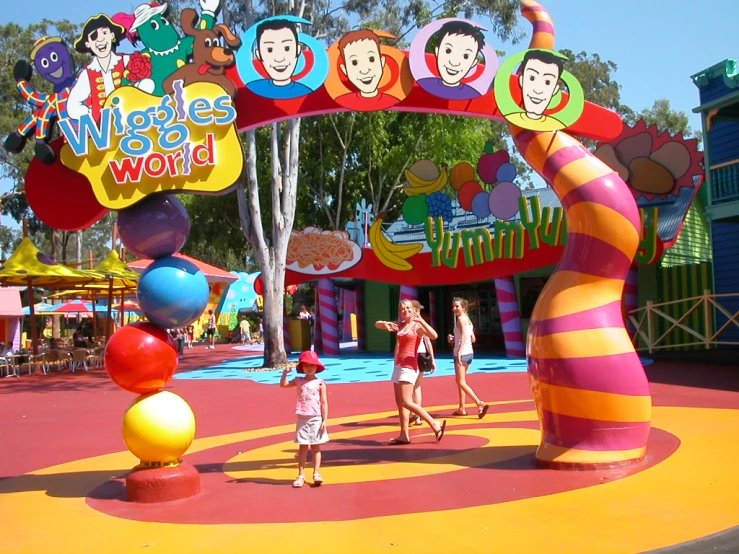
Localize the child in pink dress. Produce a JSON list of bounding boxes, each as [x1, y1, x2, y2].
[[280, 350, 329, 488]]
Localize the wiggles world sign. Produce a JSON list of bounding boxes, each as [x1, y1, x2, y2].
[[58, 80, 242, 210]]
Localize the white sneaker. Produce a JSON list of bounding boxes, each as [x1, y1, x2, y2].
[[313, 473, 323, 486]]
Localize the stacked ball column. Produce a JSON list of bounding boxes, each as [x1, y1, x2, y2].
[[105, 193, 210, 503]]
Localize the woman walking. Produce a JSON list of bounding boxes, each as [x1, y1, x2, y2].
[[449, 297, 489, 419], [376, 299, 446, 445]]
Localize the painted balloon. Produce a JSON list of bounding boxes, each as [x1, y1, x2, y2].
[[450, 162, 476, 190], [402, 194, 430, 225], [118, 193, 191, 260], [477, 150, 510, 184], [496, 162, 518, 184], [458, 181, 483, 212], [489, 181, 522, 220], [471, 192, 492, 219]]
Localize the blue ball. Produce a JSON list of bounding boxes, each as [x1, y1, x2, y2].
[[118, 193, 190, 260], [496, 162, 517, 184], [137, 257, 209, 328]]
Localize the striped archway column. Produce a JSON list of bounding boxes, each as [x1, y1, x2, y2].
[[317, 278, 340, 356], [494, 276, 526, 358], [623, 263, 639, 340], [399, 285, 418, 302], [313, 285, 322, 354]]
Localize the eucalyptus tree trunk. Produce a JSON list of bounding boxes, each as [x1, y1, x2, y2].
[[233, 0, 304, 366]]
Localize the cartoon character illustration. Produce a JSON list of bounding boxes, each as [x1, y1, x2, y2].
[[247, 19, 313, 99], [493, 48, 584, 132], [334, 30, 400, 111], [112, 0, 220, 97], [66, 14, 154, 121], [4, 36, 78, 164], [162, 9, 241, 98], [248, 19, 312, 98], [417, 21, 485, 101]]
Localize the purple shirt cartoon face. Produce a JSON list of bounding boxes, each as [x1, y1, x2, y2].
[[34, 42, 76, 89]]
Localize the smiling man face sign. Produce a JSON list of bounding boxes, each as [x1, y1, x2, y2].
[[519, 50, 563, 119], [340, 31, 386, 97], [256, 20, 302, 86]]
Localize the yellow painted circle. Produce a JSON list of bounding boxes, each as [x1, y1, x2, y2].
[[122, 390, 196, 463], [1, 404, 737, 554]]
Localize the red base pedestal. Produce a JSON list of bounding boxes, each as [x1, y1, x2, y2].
[[535, 456, 646, 471], [126, 461, 200, 503]]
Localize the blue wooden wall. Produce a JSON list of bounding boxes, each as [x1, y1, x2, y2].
[[710, 221, 739, 344], [707, 119, 739, 165]]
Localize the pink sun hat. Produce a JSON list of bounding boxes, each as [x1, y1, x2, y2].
[[296, 350, 325, 374]]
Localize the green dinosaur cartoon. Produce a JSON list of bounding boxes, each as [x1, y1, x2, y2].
[[115, 0, 219, 96]]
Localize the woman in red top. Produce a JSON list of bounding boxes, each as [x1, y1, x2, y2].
[[376, 299, 447, 445]]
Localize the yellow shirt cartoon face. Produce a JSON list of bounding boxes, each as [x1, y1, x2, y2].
[[519, 57, 561, 119]]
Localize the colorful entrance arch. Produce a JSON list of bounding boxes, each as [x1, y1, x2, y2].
[[5, 0, 694, 472]]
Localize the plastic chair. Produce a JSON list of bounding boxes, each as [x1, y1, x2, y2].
[[70, 349, 90, 372], [42, 350, 70, 374]]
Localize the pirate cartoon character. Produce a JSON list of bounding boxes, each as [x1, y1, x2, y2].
[[66, 14, 155, 122], [3, 36, 78, 164], [112, 0, 220, 97]]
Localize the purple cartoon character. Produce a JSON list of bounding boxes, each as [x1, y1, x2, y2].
[[3, 36, 78, 164]]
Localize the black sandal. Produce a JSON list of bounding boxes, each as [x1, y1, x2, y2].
[[435, 420, 447, 443]]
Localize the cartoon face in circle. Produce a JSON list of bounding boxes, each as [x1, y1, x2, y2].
[[32, 41, 76, 86], [519, 50, 563, 119], [255, 19, 302, 86], [434, 21, 484, 87], [340, 31, 386, 97]]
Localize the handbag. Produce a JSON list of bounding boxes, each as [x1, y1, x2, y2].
[[417, 336, 434, 372]]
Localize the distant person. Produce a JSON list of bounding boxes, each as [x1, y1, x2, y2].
[[298, 306, 311, 320], [186, 325, 194, 349], [206, 309, 217, 350], [280, 350, 329, 487], [73, 327, 87, 348], [448, 297, 488, 418], [174, 328, 185, 359], [239, 316, 252, 345], [375, 299, 446, 445]]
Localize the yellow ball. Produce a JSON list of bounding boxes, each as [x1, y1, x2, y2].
[[122, 391, 196, 464]]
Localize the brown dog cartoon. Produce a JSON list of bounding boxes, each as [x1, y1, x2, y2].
[[163, 9, 241, 98]]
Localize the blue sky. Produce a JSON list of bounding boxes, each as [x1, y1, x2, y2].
[[1, 0, 734, 227]]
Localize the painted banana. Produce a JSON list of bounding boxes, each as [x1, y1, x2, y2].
[[404, 164, 449, 196], [369, 218, 424, 271]]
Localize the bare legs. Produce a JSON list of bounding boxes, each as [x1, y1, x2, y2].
[[454, 361, 485, 415], [295, 444, 323, 486], [412, 372, 424, 425], [392, 381, 443, 443]]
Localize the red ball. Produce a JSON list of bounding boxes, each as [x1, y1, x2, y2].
[[105, 322, 178, 393], [458, 181, 484, 212]]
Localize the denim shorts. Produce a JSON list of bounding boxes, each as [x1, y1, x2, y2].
[[458, 353, 474, 366]]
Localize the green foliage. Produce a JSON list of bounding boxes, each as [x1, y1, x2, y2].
[[630, 98, 697, 139]]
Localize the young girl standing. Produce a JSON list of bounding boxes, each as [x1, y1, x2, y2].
[[449, 297, 489, 418], [280, 350, 329, 487]]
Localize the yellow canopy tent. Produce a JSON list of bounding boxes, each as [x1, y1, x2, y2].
[[0, 238, 102, 355]]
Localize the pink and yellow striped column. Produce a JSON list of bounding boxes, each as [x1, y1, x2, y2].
[[317, 278, 339, 356], [494, 276, 526, 358], [399, 285, 418, 303], [508, 0, 652, 470]]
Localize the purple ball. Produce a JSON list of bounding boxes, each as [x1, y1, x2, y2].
[[471, 192, 492, 218], [118, 194, 190, 260], [489, 182, 522, 220]]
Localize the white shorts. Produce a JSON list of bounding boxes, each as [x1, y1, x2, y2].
[[391, 365, 419, 384], [294, 415, 329, 445]]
